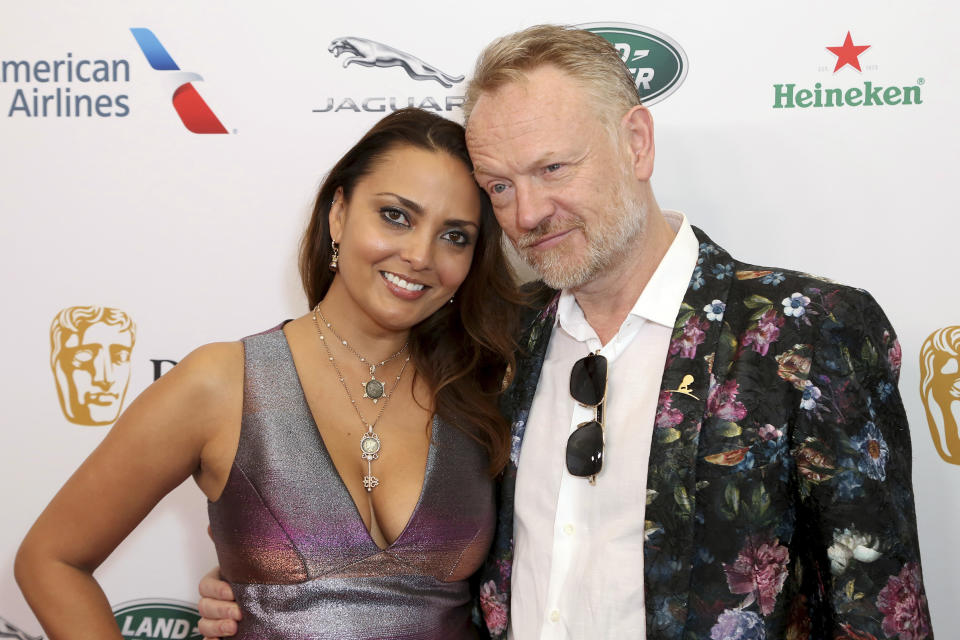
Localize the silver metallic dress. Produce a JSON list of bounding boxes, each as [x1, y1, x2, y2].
[[208, 327, 495, 639]]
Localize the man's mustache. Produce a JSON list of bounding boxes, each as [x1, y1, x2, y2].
[[516, 218, 585, 250]]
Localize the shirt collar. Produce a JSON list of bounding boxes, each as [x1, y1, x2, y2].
[[556, 211, 698, 341]]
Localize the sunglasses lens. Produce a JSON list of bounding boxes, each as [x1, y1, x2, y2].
[[566, 420, 604, 476], [570, 354, 607, 406]]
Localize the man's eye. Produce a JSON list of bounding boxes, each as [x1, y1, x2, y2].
[[545, 163, 562, 173], [381, 207, 409, 226], [490, 184, 508, 195]]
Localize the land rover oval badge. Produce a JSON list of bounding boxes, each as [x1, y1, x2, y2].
[[113, 599, 202, 639], [579, 22, 688, 106]]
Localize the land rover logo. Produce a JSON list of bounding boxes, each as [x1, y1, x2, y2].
[[113, 600, 201, 640], [579, 22, 688, 106]]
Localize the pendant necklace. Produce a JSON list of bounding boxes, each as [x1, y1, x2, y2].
[[312, 305, 410, 491], [315, 304, 408, 404]]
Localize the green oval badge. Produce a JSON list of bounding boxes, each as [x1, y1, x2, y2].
[[579, 22, 688, 106], [113, 600, 202, 640]]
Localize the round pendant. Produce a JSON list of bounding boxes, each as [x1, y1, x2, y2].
[[364, 378, 385, 400], [360, 432, 381, 460]]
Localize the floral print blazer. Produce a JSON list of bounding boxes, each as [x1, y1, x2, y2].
[[477, 228, 932, 640]]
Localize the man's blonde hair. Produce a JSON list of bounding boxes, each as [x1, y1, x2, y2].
[[464, 24, 641, 125]]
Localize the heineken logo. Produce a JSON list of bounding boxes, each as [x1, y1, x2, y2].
[[773, 31, 924, 109], [113, 600, 202, 640], [774, 80, 923, 109], [579, 22, 688, 106], [826, 31, 871, 72]]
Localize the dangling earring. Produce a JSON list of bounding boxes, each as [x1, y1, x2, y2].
[[329, 240, 340, 272]]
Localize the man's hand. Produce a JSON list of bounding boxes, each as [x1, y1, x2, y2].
[[197, 566, 241, 639]]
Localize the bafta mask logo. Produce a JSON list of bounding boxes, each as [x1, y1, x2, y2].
[[50, 306, 136, 426], [919, 326, 960, 465]]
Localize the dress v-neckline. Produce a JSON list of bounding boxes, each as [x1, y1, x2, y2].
[[280, 325, 434, 552]]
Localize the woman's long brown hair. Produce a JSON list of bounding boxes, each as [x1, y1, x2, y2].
[[299, 108, 524, 475]]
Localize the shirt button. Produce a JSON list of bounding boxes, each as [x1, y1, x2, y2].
[[550, 610, 561, 623], [562, 523, 574, 536]]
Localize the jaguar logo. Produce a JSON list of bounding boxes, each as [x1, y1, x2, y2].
[[328, 37, 464, 88], [0, 616, 42, 640]]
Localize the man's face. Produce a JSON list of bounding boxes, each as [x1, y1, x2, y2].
[[466, 65, 647, 290], [57, 321, 133, 425]]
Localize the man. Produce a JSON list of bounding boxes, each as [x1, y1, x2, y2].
[[49, 305, 136, 426], [199, 25, 931, 639]]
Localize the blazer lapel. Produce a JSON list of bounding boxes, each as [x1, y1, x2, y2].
[[644, 227, 736, 639]]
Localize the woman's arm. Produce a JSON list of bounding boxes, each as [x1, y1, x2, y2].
[[14, 342, 242, 640]]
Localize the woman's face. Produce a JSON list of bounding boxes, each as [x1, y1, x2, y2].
[[329, 145, 482, 332]]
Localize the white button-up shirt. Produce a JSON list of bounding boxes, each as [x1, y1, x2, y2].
[[508, 212, 699, 640]]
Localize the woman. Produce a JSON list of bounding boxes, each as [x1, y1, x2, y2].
[[15, 108, 523, 639]]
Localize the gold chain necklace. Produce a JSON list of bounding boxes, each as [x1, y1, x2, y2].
[[312, 306, 410, 492], [315, 304, 408, 404]]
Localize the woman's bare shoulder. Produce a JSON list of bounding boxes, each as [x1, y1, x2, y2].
[[118, 341, 246, 446], [161, 341, 244, 400]]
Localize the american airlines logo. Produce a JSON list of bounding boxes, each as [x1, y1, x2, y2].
[[129, 28, 228, 133]]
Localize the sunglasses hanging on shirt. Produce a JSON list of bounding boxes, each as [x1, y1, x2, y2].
[[566, 352, 607, 484]]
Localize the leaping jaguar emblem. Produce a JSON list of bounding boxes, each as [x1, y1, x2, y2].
[[328, 37, 464, 88], [0, 616, 43, 640]]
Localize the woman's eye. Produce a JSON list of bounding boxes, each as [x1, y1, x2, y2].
[[545, 163, 562, 173], [381, 207, 409, 226], [442, 230, 471, 246]]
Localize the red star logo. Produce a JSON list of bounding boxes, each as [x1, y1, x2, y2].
[[826, 31, 871, 72]]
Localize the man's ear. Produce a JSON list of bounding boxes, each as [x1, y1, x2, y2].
[[328, 187, 345, 242], [621, 105, 655, 181]]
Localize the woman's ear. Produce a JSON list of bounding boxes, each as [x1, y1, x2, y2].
[[328, 186, 345, 242]]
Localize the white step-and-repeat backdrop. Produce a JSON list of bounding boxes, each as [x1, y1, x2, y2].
[[2, 1, 956, 637]]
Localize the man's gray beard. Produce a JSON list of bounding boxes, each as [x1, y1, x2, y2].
[[522, 190, 647, 291]]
